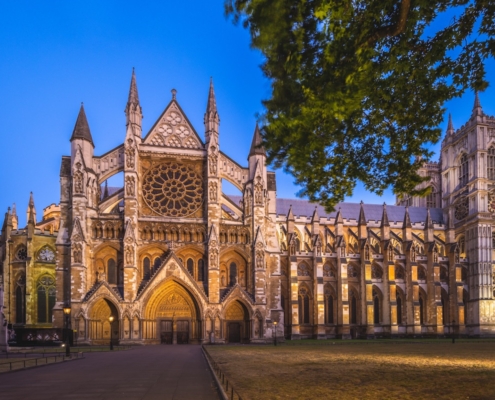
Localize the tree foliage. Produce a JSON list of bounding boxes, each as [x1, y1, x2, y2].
[[225, 0, 495, 211]]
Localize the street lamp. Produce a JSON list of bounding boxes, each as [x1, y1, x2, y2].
[[63, 305, 71, 357], [109, 316, 114, 350], [273, 321, 278, 346]]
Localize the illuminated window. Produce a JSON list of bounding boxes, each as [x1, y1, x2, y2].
[[37, 275, 56, 323], [298, 286, 310, 324], [459, 154, 468, 186], [419, 295, 425, 325], [397, 294, 403, 324]]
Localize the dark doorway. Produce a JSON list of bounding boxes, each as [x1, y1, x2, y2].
[[228, 323, 241, 343], [160, 320, 173, 344], [177, 320, 189, 344]]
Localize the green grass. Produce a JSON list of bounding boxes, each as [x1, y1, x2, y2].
[[206, 341, 495, 399]]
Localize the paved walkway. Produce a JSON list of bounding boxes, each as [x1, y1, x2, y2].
[[0, 345, 221, 400]]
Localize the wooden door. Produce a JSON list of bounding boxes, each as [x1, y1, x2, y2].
[[160, 320, 173, 344], [176, 320, 189, 344], [228, 322, 241, 343]]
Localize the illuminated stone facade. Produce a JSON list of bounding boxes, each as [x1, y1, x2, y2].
[[1, 74, 495, 342]]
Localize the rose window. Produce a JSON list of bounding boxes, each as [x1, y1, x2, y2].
[[142, 162, 203, 217], [38, 247, 55, 262], [16, 247, 27, 260], [455, 197, 469, 220]]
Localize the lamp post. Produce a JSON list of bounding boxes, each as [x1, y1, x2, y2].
[[273, 321, 278, 346], [109, 316, 114, 350], [62, 305, 71, 357]]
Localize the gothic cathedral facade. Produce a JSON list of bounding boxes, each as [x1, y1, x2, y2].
[[1, 72, 495, 344]]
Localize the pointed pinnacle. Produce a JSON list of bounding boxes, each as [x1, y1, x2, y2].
[[473, 91, 483, 117], [425, 208, 433, 229], [311, 206, 319, 223], [403, 206, 412, 228], [12, 203, 17, 216], [447, 113, 454, 134], [380, 202, 390, 227], [358, 201, 366, 225], [206, 77, 217, 115], [335, 207, 343, 225], [287, 205, 294, 220], [127, 68, 140, 106], [29, 192, 35, 208], [249, 122, 266, 157], [70, 104, 94, 147]]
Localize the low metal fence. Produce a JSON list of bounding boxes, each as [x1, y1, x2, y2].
[[0, 352, 84, 373], [0, 345, 132, 358], [202, 345, 243, 400]]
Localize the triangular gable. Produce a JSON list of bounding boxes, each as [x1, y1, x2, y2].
[[123, 218, 135, 242], [221, 284, 255, 306], [82, 280, 122, 303], [143, 99, 204, 149], [70, 217, 85, 243]]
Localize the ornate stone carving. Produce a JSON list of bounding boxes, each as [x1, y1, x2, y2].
[[254, 176, 264, 205], [73, 162, 84, 194], [125, 140, 135, 169], [209, 182, 217, 202], [455, 197, 469, 220], [125, 245, 134, 265], [126, 176, 135, 196], [72, 242, 82, 264]]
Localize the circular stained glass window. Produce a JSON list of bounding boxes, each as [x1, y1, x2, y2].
[[142, 162, 203, 217], [16, 247, 27, 260]]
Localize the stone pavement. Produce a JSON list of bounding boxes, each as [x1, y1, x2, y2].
[[0, 345, 221, 400]]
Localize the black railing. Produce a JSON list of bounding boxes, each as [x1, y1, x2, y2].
[[0, 352, 84, 373], [202, 345, 243, 400]]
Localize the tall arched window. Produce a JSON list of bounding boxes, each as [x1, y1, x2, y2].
[[198, 259, 205, 281], [298, 286, 310, 324], [488, 147, 495, 180], [397, 294, 403, 324], [325, 294, 334, 324], [295, 237, 301, 252], [229, 262, 237, 286], [15, 285, 25, 324], [153, 257, 161, 272], [37, 275, 56, 323], [107, 258, 117, 284], [373, 290, 380, 324], [426, 186, 437, 208], [350, 292, 357, 324], [419, 295, 425, 325], [187, 258, 194, 276], [143, 257, 150, 278], [459, 154, 468, 186]]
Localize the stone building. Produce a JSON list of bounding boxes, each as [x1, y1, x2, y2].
[[1, 72, 494, 343]]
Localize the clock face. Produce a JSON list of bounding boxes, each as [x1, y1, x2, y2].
[[16, 247, 27, 260], [489, 190, 495, 213], [38, 248, 55, 262]]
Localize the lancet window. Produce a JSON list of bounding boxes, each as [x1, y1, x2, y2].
[[459, 154, 468, 186], [298, 286, 310, 325], [426, 186, 437, 208], [37, 275, 56, 323], [488, 146, 495, 180], [107, 258, 117, 284]]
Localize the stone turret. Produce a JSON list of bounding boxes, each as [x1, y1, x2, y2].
[[70, 104, 94, 167]]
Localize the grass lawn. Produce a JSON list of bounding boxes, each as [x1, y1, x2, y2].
[[206, 341, 495, 400]]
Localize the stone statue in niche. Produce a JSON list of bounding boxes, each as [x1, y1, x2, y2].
[[73, 163, 83, 194], [209, 153, 217, 175], [254, 177, 263, 204], [126, 176, 135, 196], [239, 271, 245, 286], [72, 243, 82, 264], [256, 250, 264, 269], [220, 272, 226, 287], [125, 245, 134, 265], [209, 253, 217, 268], [125, 140, 135, 168], [209, 182, 217, 202]]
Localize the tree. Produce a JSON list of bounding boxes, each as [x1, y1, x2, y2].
[[225, 0, 495, 211]]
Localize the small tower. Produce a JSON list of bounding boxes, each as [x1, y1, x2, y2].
[[125, 68, 143, 138], [12, 203, 18, 230], [70, 104, 94, 167]]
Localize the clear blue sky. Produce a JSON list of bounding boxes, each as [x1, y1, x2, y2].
[[1, 1, 494, 227]]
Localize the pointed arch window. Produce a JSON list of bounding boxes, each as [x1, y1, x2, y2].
[[143, 257, 150, 278], [16, 285, 25, 324], [325, 291, 334, 324], [459, 154, 468, 186], [229, 262, 237, 286], [373, 289, 380, 324], [419, 295, 425, 325], [37, 275, 56, 323], [153, 257, 161, 272], [397, 294, 403, 325], [488, 147, 495, 180], [350, 291, 357, 324], [198, 259, 205, 281], [426, 186, 437, 208], [187, 258, 194, 276], [107, 258, 117, 285], [298, 286, 310, 324]]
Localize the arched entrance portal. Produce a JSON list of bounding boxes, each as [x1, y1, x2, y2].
[[225, 301, 250, 343], [88, 298, 119, 345], [144, 279, 202, 344]]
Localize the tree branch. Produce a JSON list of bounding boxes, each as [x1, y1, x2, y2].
[[366, 0, 411, 45]]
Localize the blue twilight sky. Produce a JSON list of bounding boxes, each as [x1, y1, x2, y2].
[[0, 1, 494, 227]]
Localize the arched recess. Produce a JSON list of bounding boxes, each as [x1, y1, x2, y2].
[[142, 277, 203, 344], [94, 245, 121, 285], [348, 285, 360, 326], [88, 298, 120, 345], [219, 249, 248, 289], [419, 287, 427, 326], [372, 285, 383, 325], [396, 286, 406, 325], [176, 247, 206, 283], [441, 287, 450, 326], [324, 283, 337, 325], [224, 300, 251, 343]]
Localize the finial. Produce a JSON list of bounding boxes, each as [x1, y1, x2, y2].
[[171, 89, 177, 100]]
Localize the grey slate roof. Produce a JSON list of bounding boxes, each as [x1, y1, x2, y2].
[[226, 195, 444, 225]]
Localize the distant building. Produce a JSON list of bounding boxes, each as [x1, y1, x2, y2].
[[1, 73, 494, 344]]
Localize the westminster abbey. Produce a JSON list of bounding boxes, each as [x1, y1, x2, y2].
[[1, 71, 495, 345]]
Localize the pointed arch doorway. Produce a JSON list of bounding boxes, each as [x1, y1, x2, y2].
[[88, 298, 119, 345], [225, 301, 250, 343], [144, 279, 203, 344]]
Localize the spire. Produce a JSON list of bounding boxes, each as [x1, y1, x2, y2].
[[425, 208, 433, 229], [206, 77, 217, 115], [447, 113, 455, 135], [334, 207, 343, 225], [125, 68, 143, 136], [311, 206, 319, 223], [287, 205, 294, 233], [403, 206, 412, 228], [127, 68, 140, 106], [27, 192, 36, 225], [70, 104, 94, 147], [204, 78, 220, 144], [425, 208, 434, 243], [380, 203, 389, 227], [287, 205, 294, 221], [12, 203, 18, 230], [472, 91, 483, 117], [249, 122, 266, 158], [358, 201, 366, 225]]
